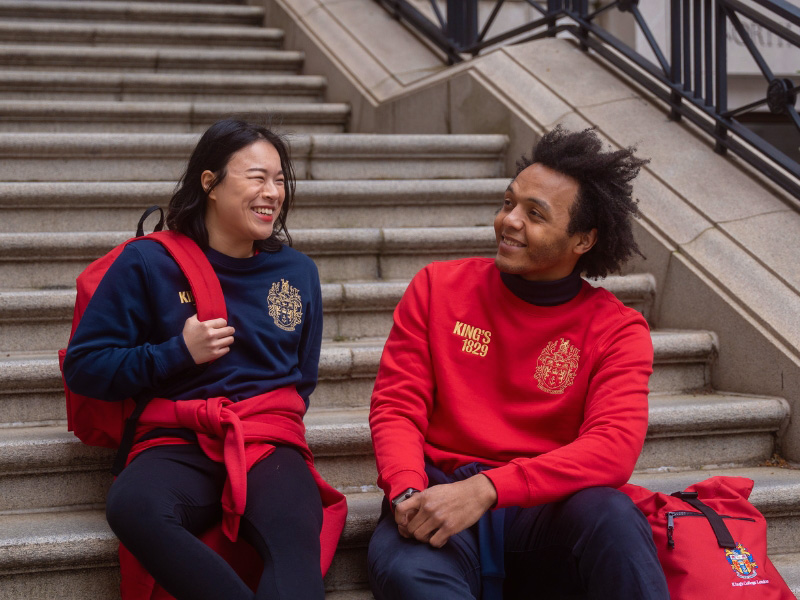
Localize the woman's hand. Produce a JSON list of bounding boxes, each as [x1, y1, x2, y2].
[[182, 315, 235, 364]]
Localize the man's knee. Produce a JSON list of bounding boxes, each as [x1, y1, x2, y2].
[[368, 537, 451, 598], [558, 487, 655, 563], [368, 539, 421, 596], [567, 487, 645, 531], [368, 516, 480, 600], [368, 519, 415, 593]]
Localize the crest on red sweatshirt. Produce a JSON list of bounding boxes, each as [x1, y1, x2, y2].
[[534, 337, 580, 394]]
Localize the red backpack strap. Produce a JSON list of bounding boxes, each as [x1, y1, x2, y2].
[[145, 231, 226, 322], [110, 230, 225, 476]]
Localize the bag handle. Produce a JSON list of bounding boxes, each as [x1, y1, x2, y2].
[[136, 205, 165, 237], [672, 492, 736, 549]]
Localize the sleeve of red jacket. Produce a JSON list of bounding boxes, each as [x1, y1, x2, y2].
[[483, 317, 653, 508], [369, 267, 435, 502]]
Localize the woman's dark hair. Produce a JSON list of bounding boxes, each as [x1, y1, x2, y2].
[[167, 118, 296, 253], [517, 125, 649, 279]]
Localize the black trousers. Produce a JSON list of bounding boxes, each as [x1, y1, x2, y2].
[[368, 486, 669, 600], [106, 444, 324, 600]]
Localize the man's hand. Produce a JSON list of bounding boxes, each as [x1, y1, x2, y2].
[[182, 315, 235, 364], [394, 474, 498, 548]]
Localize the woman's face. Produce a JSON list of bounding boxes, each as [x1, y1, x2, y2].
[[202, 139, 285, 258]]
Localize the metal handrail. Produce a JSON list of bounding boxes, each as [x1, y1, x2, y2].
[[373, 0, 800, 203]]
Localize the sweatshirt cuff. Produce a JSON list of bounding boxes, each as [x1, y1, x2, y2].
[[385, 470, 428, 504], [483, 463, 530, 508], [152, 334, 196, 385]]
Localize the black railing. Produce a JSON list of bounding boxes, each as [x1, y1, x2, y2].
[[374, 0, 800, 203]]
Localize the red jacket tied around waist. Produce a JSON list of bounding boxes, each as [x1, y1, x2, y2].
[[120, 386, 347, 600]]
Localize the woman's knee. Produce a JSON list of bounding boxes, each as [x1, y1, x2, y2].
[[106, 477, 170, 539], [246, 448, 322, 525]]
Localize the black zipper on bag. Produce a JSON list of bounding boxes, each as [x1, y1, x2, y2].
[[666, 511, 756, 548]]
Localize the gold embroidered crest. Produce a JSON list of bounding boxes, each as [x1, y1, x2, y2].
[[267, 279, 303, 332], [534, 338, 580, 394]]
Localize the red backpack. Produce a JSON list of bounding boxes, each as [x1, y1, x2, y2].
[[622, 476, 794, 599], [59, 215, 225, 473]]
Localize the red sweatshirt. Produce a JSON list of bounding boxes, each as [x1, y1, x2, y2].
[[370, 258, 653, 508]]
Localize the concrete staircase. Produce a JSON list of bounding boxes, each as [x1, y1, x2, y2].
[[0, 1, 798, 598]]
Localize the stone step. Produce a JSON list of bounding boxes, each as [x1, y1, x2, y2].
[[0, 70, 328, 102], [0, 133, 508, 182], [0, 226, 495, 289], [638, 392, 789, 471], [0, 226, 494, 288], [2, 468, 800, 598], [0, 179, 507, 233], [0, 20, 282, 48], [0, 44, 304, 75], [771, 553, 800, 598], [326, 591, 374, 600], [0, 392, 788, 512], [0, 1, 265, 26], [0, 330, 715, 427], [97, 0, 247, 3], [0, 408, 373, 513], [0, 275, 655, 353], [86, 0, 246, 3], [0, 100, 350, 133], [0, 491, 382, 599], [0, 281, 408, 353]]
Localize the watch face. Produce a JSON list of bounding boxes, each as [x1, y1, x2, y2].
[[393, 488, 418, 507]]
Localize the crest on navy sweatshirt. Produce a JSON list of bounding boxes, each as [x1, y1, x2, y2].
[[268, 279, 303, 332]]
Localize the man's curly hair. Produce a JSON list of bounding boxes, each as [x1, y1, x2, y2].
[[517, 126, 649, 279]]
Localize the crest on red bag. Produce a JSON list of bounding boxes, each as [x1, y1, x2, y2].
[[725, 543, 758, 579]]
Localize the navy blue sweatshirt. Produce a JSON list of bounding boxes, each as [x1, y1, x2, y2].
[[64, 240, 323, 409]]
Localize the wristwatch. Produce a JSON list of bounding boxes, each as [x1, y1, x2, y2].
[[391, 487, 420, 509]]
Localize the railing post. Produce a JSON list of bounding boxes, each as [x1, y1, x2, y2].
[[446, 0, 478, 51], [575, 0, 589, 51], [669, 0, 683, 121], [546, 0, 561, 37], [715, 0, 728, 154]]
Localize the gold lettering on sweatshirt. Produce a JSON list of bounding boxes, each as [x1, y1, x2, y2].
[[178, 290, 195, 304], [453, 320, 492, 357]]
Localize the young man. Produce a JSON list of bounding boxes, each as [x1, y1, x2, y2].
[[367, 126, 669, 599]]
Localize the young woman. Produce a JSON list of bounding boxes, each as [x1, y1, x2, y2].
[[64, 119, 345, 600]]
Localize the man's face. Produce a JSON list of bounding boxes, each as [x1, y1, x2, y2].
[[493, 163, 595, 281]]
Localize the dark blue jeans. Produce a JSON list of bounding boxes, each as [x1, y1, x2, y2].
[[106, 444, 324, 600], [368, 486, 668, 600]]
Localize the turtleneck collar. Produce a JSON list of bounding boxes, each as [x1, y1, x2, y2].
[[499, 269, 583, 306]]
